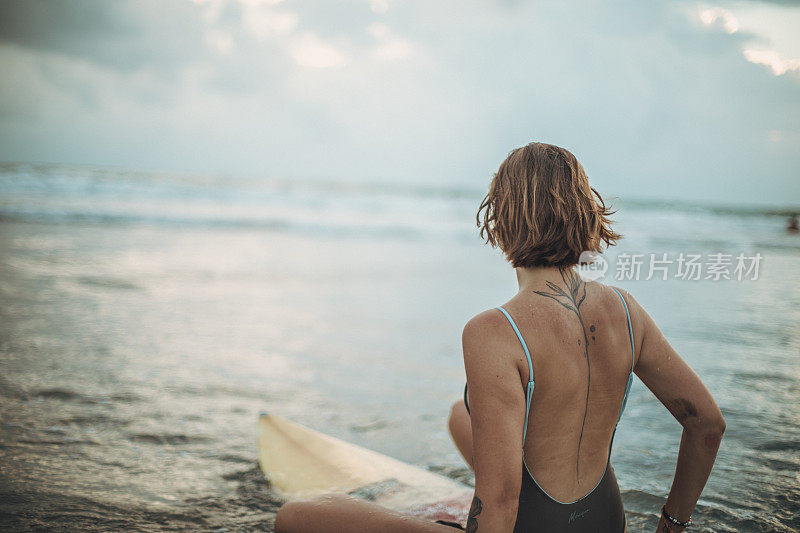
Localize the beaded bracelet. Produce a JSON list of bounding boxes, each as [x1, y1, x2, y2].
[[661, 504, 692, 529]]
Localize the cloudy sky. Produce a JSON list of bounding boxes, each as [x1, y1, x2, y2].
[[0, 0, 798, 205]]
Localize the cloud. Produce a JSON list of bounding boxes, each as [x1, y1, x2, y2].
[[367, 22, 411, 61], [0, 0, 798, 205], [694, 3, 800, 79], [698, 7, 740, 33], [243, 6, 298, 40], [743, 48, 800, 74], [745, 0, 800, 4], [369, 0, 390, 14], [0, 0, 207, 75], [288, 32, 347, 68], [206, 29, 236, 55]]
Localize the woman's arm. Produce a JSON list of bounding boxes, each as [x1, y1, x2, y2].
[[620, 290, 726, 532], [462, 311, 526, 532]]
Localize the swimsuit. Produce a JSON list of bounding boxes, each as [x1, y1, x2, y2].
[[449, 288, 634, 532]]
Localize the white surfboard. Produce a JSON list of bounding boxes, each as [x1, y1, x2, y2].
[[257, 413, 472, 525]]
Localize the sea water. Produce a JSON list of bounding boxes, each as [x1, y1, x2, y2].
[[0, 162, 797, 532]]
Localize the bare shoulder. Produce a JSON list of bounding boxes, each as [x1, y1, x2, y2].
[[462, 308, 507, 340], [607, 283, 634, 304], [462, 308, 527, 405], [605, 284, 650, 361], [462, 309, 512, 363], [607, 285, 645, 325], [463, 308, 507, 334]]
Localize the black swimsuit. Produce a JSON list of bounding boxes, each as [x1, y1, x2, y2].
[[452, 290, 634, 532]]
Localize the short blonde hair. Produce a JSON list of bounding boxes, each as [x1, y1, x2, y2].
[[477, 142, 621, 268]]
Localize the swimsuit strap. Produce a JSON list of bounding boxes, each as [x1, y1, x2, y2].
[[611, 288, 635, 424], [495, 306, 535, 443]]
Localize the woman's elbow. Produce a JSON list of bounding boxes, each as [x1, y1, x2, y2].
[[685, 410, 725, 450], [715, 413, 726, 435], [704, 406, 726, 435], [704, 413, 726, 449]]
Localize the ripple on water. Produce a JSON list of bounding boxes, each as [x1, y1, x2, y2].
[[74, 276, 142, 291], [755, 440, 800, 452], [127, 433, 214, 446], [30, 388, 142, 405], [215, 454, 256, 464], [32, 388, 99, 403]]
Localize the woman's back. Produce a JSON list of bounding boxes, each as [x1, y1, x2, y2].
[[509, 276, 635, 503]]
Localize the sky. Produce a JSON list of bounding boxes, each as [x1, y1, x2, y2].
[[0, 0, 798, 206]]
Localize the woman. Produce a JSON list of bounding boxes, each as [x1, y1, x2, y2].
[[275, 143, 725, 533]]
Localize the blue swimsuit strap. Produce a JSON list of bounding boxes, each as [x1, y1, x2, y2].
[[495, 307, 535, 443], [611, 288, 635, 424]]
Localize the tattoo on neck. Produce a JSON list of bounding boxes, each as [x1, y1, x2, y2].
[[466, 495, 482, 533], [533, 268, 590, 478]]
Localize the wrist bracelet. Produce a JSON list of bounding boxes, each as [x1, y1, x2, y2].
[[661, 504, 692, 528]]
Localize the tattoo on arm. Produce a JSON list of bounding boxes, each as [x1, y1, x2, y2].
[[466, 495, 482, 533], [668, 398, 698, 425]]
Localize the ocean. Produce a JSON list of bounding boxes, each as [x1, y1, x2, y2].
[[0, 162, 798, 532]]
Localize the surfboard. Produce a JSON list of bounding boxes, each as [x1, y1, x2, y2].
[[257, 412, 472, 525]]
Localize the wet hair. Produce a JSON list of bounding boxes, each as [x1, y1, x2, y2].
[[477, 142, 621, 268]]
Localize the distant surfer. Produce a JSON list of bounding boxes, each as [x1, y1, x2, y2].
[[787, 214, 799, 233], [275, 143, 725, 533]]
